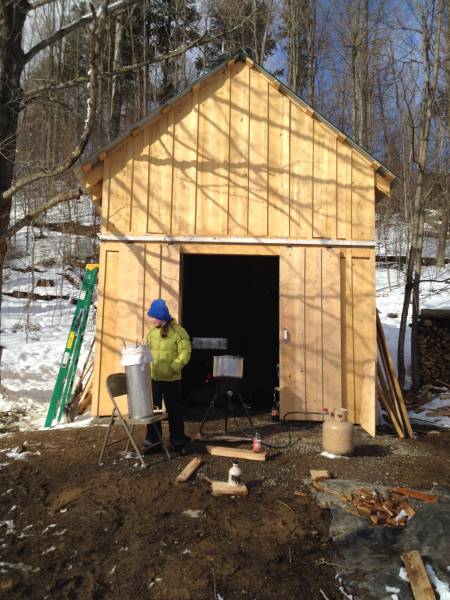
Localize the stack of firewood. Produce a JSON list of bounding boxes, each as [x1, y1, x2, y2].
[[417, 310, 450, 385], [351, 488, 415, 526]]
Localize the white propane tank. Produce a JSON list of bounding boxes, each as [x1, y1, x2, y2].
[[322, 408, 354, 455]]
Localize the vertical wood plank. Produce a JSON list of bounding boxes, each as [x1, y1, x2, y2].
[[360, 359, 376, 436], [290, 103, 314, 238], [160, 244, 181, 321], [336, 140, 352, 240], [228, 62, 250, 235], [280, 246, 306, 418], [130, 129, 150, 234], [313, 124, 335, 238], [97, 248, 122, 415], [268, 86, 290, 236], [91, 242, 107, 416], [108, 142, 133, 234], [143, 243, 162, 339], [117, 244, 145, 346], [304, 247, 323, 417], [196, 68, 230, 235], [148, 112, 174, 233], [352, 250, 376, 426], [321, 247, 342, 409], [172, 92, 199, 234], [351, 151, 375, 240], [101, 156, 111, 233], [248, 70, 268, 236], [343, 249, 356, 422]]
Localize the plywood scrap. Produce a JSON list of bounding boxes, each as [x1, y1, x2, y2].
[[401, 550, 436, 600], [211, 481, 248, 496], [388, 488, 439, 504], [206, 446, 267, 461], [175, 457, 202, 483], [310, 469, 331, 482]]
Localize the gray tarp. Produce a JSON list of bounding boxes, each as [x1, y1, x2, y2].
[[309, 480, 450, 599]]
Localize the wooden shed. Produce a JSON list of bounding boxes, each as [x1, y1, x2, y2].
[[76, 49, 394, 435]]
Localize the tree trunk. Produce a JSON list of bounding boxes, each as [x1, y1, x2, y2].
[[436, 203, 449, 268], [109, 13, 125, 139], [0, 0, 29, 330]]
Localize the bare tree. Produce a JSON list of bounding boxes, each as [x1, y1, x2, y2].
[[397, 0, 446, 388]]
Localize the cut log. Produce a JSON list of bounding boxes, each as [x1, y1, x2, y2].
[[206, 446, 267, 461], [175, 457, 202, 483], [401, 550, 436, 600], [388, 488, 439, 504], [211, 481, 248, 496]]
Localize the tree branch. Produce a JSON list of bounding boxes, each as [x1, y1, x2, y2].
[[24, 9, 269, 102], [3, 0, 109, 201], [1, 188, 82, 241], [23, 0, 139, 64]]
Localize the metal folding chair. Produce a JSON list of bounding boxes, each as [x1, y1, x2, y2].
[[98, 373, 171, 468]]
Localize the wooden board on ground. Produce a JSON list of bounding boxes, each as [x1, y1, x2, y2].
[[388, 487, 439, 503], [206, 446, 267, 461], [310, 469, 330, 482], [401, 550, 436, 600], [211, 481, 248, 496], [175, 457, 202, 483]]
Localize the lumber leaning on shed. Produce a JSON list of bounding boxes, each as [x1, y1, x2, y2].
[[376, 313, 414, 438], [401, 551, 436, 600]]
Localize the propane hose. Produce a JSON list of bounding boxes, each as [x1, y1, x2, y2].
[[232, 410, 325, 449]]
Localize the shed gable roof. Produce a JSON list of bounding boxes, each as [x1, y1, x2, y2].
[[76, 48, 395, 197]]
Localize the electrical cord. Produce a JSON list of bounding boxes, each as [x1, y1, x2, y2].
[[232, 409, 322, 450]]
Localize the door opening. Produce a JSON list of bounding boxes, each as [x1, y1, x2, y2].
[[181, 253, 279, 410]]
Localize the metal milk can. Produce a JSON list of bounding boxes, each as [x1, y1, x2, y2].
[[121, 344, 153, 419]]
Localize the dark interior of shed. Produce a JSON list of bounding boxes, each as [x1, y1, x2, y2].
[[181, 253, 279, 409]]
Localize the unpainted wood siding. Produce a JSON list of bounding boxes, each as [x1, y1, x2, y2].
[[101, 62, 375, 241], [93, 242, 375, 431]]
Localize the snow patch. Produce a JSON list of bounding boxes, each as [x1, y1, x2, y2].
[[426, 564, 450, 599], [320, 451, 350, 459]]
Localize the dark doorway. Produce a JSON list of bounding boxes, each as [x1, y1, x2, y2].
[[181, 253, 279, 409]]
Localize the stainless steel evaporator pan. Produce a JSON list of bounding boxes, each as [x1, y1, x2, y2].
[[212, 355, 244, 379]]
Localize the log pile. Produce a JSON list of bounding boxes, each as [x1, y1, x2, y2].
[[312, 483, 422, 527], [417, 309, 450, 386]]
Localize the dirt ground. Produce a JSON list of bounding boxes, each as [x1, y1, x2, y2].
[[1, 415, 450, 600]]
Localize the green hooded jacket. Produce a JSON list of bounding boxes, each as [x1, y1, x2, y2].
[[145, 321, 191, 381]]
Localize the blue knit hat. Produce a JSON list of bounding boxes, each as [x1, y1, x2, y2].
[[147, 299, 171, 321]]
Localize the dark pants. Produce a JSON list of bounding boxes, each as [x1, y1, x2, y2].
[[145, 380, 190, 448]]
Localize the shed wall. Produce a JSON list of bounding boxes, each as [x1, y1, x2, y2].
[[93, 242, 376, 433], [101, 62, 375, 242]]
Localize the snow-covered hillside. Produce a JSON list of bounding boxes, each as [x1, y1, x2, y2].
[[1, 228, 95, 430]]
